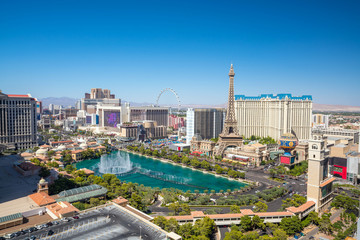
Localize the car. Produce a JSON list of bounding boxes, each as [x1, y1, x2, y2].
[[46, 222, 53, 227], [3, 233, 15, 239], [73, 216, 79, 219], [35, 225, 43, 230], [30, 236, 36, 240], [47, 230, 54, 236], [0, 237, 5, 240], [309, 236, 315, 239], [61, 217, 70, 222], [29, 227, 37, 232], [51, 221, 59, 225], [41, 224, 48, 228]]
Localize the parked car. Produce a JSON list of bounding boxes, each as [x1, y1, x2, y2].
[[47, 222, 53, 226], [35, 225, 43, 230], [30, 236, 36, 240], [41, 224, 48, 228], [29, 227, 37, 232], [51, 221, 60, 225], [61, 217, 70, 222], [73, 216, 79, 219], [47, 230, 54, 236], [3, 233, 15, 239]]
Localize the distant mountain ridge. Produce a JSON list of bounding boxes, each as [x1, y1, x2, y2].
[[40, 97, 79, 107], [39, 97, 360, 112], [313, 103, 360, 112]]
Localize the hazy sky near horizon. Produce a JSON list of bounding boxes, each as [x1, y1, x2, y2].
[[1, 0, 359, 106]]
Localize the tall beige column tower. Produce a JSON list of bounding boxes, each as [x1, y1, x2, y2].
[[307, 131, 335, 212]]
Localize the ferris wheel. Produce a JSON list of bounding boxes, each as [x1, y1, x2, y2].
[[156, 88, 181, 110]]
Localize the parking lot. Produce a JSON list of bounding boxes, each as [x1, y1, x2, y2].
[[6, 205, 167, 240]]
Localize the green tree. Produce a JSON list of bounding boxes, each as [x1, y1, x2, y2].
[[193, 217, 216, 239], [165, 218, 179, 233], [168, 202, 181, 216], [179, 203, 191, 215], [280, 216, 302, 235], [178, 223, 194, 239], [240, 215, 253, 231], [252, 215, 265, 230], [254, 201, 268, 213], [129, 192, 144, 211], [182, 156, 190, 165], [153, 216, 168, 229], [63, 154, 73, 163], [39, 167, 50, 178], [224, 230, 243, 240], [201, 160, 211, 171], [190, 158, 201, 168], [230, 205, 241, 213], [272, 228, 288, 240], [65, 164, 76, 174], [331, 195, 359, 212]]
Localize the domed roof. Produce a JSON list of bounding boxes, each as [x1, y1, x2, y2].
[[278, 132, 298, 152], [192, 133, 203, 141], [36, 148, 47, 155], [39, 178, 47, 184]]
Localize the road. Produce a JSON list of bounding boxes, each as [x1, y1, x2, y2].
[[299, 208, 343, 240]]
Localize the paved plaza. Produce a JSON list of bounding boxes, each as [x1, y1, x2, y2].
[[0, 155, 40, 205]]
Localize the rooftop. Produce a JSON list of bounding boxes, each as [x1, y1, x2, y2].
[[235, 93, 312, 101], [29, 192, 56, 207], [56, 184, 108, 203], [0, 196, 39, 218]]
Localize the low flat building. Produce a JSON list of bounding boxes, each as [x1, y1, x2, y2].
[[54, 184, 108, 203], [46, 201, 79, 219], [166, 201, 315, 226], [224, 142, 270, 166]]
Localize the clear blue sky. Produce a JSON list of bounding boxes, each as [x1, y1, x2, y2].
[[1, 0, 359, 106]]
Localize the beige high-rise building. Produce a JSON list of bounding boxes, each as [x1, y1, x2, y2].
[[234, 94, 312, 140], [81, 88, 120, 113], [0, 92, 38, 150], [307, 131, 335, 212]]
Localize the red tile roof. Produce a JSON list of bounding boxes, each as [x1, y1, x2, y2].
[[29, 192, 56, 206], [286, 201, 315, 214], [319, 177, 336, 187], [112, 197, 128, 205], [191, 211, 205, 218], [240, 209, 255, 215], [255, 211, 293, 217], [46, 201, 79, 218], [7, 94, 31, 98]]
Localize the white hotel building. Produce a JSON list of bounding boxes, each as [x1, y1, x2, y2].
[[234, 94, 312, 141]]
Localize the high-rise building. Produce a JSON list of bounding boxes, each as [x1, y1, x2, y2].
[[168, 114, 185, 130], [81, 88, 120, 113], [186, 108, 226, 144], [312, 127, 359, 144], [129, 106, 169, 127], [234, 94, 312, 140], [0, 91, 37, 149], [307, 131, 335, 212], [312, 114, 330, 128]]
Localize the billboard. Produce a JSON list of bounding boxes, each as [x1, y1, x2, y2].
[[104, 111, 120, 128], [86, 116, 92, 124]]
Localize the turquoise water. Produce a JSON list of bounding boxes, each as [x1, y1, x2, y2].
[[74, 151, 247, 192]]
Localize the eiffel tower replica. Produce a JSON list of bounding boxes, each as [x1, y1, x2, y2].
[[215, 64, 243, 157]]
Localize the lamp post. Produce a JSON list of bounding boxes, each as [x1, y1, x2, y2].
[[139, 226, 142, 239]]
